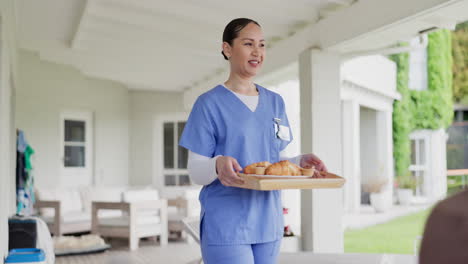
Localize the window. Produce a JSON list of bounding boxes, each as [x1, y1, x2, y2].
[[447, 110, 468, 169], [409, 135, 427, 196], [60, 111, 93, 186], [163, 121, 190, 186], [453, 109, 468, 122], [64, 120, 86, 167], [408, 35, 428, 91]]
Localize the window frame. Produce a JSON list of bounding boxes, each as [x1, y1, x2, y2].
[[59, 111, 93, 186], [409, 131, 429, 196]]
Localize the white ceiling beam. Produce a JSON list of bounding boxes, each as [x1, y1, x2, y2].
[[89, 2, 221, 40], [21, 37, 213, 91], [98, 0, 221, 31], [100, 0, 326, 42], [106, 0, 320, 24], [325, 0, 354, 6], [70, 0, 91, 50], [75, 34, 220, 60], [80, 64, 191, 92], [81, 13, 219, 52], [104, 0, 224, 26], [74, 27, 219, 58], [318, 0, 465, 50], [78, 58, 195, 91], [184, 0, 466, 108]]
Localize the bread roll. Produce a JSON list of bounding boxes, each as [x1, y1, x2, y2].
[[243, 161, 271, 174], [300, 167, 315, 176], [265, 160, 301, 176]]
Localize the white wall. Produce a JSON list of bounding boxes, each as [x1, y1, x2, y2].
[[0, 0, 19, 257], [341, 55, 397, 96], [16, 50, 129, 188], [129, 90, 185, 186]]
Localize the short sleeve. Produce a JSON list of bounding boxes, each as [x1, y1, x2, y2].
[[179, 97, 217, 157], [279, 96, 293, 151]]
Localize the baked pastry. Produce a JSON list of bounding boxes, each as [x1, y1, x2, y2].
[[255, 167, 267, 175], [300, 167, 315, 176], [244, 160, 313, 176], [243, 161, 271, 174], [265, 160, 302, 176]]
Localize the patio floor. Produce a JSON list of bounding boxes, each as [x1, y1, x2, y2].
[[55, 239, 416, 264], [55, 204, 429, 264], [55, 239, 201, 264]]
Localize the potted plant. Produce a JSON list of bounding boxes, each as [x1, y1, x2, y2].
[[362, 177, 390, 213], [281, 207, 300, 252], [395, 173, 416, 205]]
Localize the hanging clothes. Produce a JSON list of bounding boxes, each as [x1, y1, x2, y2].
[[16, 130, 35, 216]]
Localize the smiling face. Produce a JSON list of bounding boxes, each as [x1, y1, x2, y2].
[[222, 22, 266, 79]]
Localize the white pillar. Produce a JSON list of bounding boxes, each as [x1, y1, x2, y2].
[[435, 129, 448, 199], [376, 110, 394, 206], [299, 49, 344, 253], [342, 100, 361, 213]]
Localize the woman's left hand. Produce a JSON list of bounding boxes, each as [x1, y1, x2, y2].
[[300, 153, 327, 175]]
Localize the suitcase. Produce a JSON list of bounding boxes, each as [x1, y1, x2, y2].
[[8, 218, 37, 250]]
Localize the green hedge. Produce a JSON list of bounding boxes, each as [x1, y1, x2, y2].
[[452, 21, 468, 103], [391, 30, 453, 177], [390, 50, 411, 177]]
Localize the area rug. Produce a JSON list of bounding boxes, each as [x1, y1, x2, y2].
[[54, 234, 110, 256]]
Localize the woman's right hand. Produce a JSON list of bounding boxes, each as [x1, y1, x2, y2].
[[216, 156, 245, 186]]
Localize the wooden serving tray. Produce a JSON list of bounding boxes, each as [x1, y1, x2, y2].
[[233, 172, 345, 190]]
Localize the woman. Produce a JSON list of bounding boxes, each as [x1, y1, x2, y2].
[[179, 18, 327, 264]]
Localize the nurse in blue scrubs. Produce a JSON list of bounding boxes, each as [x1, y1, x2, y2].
[[179, 18, 327, 264]]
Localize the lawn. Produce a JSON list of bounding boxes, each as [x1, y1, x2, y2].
[[344, 209, 432, 254]]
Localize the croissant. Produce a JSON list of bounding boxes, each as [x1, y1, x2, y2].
[[265, 160, 302, 176], [243, 161, 272, 174]]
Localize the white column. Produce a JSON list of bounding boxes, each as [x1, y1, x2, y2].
[[342, 100, 361, 213], [0, 35, 14, 257], [299, 49, 344, 253], [429, 129, 447, 200], [376, 110, 394, 206]]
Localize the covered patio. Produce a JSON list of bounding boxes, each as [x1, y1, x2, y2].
[[52, 240, 416, 264], [1, 0, 468, 262]]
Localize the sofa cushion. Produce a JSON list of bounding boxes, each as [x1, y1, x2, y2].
[[122, 189, 159, 202], [41, 207, 122, 225], [121, 189, 162, 219], [42, 211, 90, 224], [36, 188, 83, 217], [81, 186, 126, 212], [159, 188, 201, 200], [98, 210, 123, 219], [98, 215, 161, 227]]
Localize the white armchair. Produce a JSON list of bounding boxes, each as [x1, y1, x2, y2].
[[91, 189, 168, 251], [166, 189, 201, 241]]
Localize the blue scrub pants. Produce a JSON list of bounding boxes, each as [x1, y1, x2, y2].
[[201, 240, 281, 264]]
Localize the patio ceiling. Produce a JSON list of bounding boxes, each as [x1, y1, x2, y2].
[[17, 0, 468, 93], [18, 0, 354, 91]]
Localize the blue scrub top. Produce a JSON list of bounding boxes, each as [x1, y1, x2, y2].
[[179, 84, 292, 245]]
